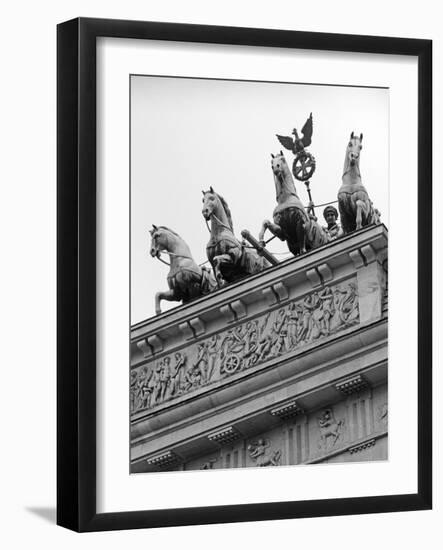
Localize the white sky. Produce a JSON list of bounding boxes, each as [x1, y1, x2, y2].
[[131, 75, 389, 323]]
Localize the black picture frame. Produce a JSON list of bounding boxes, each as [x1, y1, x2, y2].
[[57, 17, 432, 532]]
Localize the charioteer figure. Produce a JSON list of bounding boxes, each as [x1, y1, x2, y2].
[[322, 205, 343, 240]]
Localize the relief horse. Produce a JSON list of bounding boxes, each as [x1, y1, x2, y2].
[[149, 225, 217, 315], [258, 152, 330, 256], [202, 187, 268, 286], [248, 439, 282, 467], [338, 132, 380, 234]]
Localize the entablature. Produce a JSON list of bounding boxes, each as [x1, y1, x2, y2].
[[131, 318, 387, 464], [130, 225, 387, 419]]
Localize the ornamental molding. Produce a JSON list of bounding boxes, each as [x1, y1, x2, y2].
[[306, 262, 333, 288], [146, 450, 181, 468], [335, 374, 369, 395], [207, 426, 241, 446], [262, 282, 289, 306], [147, 334, 163, 354], [349, 438, 376, 454], [220, 299, 247, 322], [269, 400, 303, 419]]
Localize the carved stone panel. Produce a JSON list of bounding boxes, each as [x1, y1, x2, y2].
[[247, 439, 282, 467], [131, 279, 360, 413], [317, 407, 346, 453]]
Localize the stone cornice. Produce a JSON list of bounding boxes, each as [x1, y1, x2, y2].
[[131, 224, 387, 347], [207, 426, 241, 446], [269, 400, 304, 419], [335, 374, 370, 395], [145, 450, 181, 469]]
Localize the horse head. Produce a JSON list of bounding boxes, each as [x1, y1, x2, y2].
[[201, 186, 217, 221], [346, 131, 363, 169], [201, 187, 234, 230], [271, 151, 289, 178], [270, 151, 298, 202], [149, 225, 179, 257]]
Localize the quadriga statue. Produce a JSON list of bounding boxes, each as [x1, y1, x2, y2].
[[202, 187, 268, 286], [338, 132, 381, 234], [258, 152, 330, 256], [149, 225, 217, 315]]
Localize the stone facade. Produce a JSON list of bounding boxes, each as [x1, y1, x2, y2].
[[130, 225, 388, 473]]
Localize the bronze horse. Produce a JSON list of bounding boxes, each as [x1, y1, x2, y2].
[[149, 225, 217, 315], [338, 132, 380, 234], [259, 152, 330, 256], [202, 187, 268, 286]]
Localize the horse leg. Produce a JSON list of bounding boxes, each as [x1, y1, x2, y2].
[[339, 199, 355, 234], [212, 254, 232, 287], [258, 219, 284, 246], [355, 200, 369, 230], [297, 218, 307, 254], [333, 421, 342, 444], [333, 429, 340, 446], [154, 289, 176, 315]]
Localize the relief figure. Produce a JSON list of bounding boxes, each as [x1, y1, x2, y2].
[[131, 281, 360, 412], [248, 438, 282, 467], [318, 408, 344, 451]]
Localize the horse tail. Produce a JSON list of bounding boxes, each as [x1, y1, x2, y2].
[[277, 207, 307, 255], [356, 198, 372, 226], [201, 266, 217, 293], [304, 217, 330, 250]]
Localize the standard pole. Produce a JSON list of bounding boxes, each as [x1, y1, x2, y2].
[[241, 230, 279, 266]]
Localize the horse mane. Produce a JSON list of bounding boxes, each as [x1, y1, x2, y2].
[[157, 226, 181, 238], [216, 193, 234, 231], [155, 226, 186, 247], [204, 190, 234, 231]]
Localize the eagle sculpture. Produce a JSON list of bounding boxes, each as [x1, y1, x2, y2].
[[276, 112, 313, 155]]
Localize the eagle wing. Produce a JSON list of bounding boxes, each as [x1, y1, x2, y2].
[[301, 112, 313, 147], [276, 134, 294, 151]]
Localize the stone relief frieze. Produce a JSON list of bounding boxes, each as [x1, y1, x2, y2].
[[131, 280, 359, 413]]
